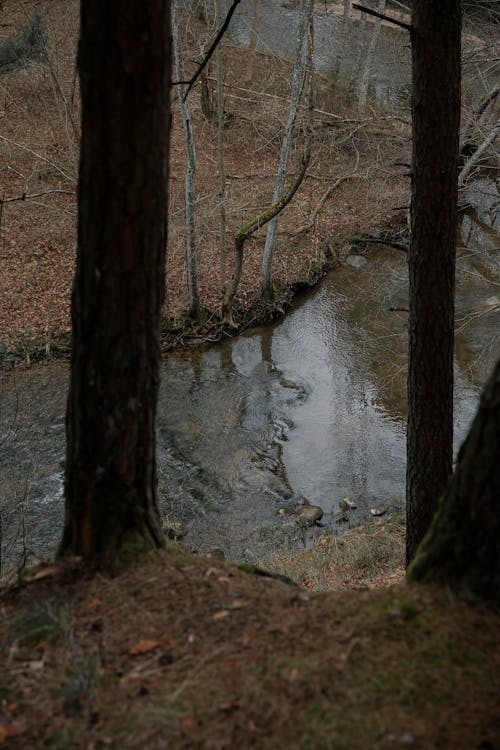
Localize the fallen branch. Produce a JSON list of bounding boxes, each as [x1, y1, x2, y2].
[[0, 133, 76, 183], [352, 3, 412, 32], [365, 236, 408, 252], [458, 120, 500, 188], [0, 189, 75, 204], [460, 83, 500, 158]]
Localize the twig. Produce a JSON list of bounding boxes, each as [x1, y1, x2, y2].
[[365, 236, 408, 252], [461, 83, 500, 156], [1, 189, 75, 204], [458, 120, 500, 188], [352, 3, 412, 31], [0, 134, 76, 183]]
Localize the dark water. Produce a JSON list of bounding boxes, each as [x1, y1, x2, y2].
[[1, 176, 498, 573]]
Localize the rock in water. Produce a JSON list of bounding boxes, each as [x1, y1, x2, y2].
[[346, 254, 368, 270], [295, 505, 323, 526]]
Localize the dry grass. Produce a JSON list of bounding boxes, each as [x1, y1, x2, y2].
[[262, 515, 406, 591]]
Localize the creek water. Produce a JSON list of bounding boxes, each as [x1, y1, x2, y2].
[[220, 0, 412, 109], [1, 3, 499, 572], [1, 179, 498, 572]]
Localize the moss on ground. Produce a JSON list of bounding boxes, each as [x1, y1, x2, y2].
[[1, 545, 499, 749]]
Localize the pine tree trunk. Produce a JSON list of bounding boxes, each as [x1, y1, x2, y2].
[[60, 0, 171, 566], [406, 0, 461, 565], [408, 358, 500, 605]]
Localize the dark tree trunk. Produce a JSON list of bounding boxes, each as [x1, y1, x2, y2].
[[406, 0, 461, 565], [408, 358, 500, 605], [60, 1, 171, 565]]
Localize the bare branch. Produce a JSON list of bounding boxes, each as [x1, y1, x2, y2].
[[175, 0, 242, 100], [0, 189, 75, 204], [459, 120, 500, 188], [352, 3, 412, 32], [0, 133, 76, 183]]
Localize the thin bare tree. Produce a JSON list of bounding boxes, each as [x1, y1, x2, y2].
[[172, 0, 200, 318], [260, 0, 314, 303], [358, 0, 386, 114], [216, 0, 228, 291]]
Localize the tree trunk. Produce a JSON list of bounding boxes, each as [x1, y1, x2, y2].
[[216, 0, 228, 292], [406, 0, 461, 565], [335, 0, 351, 76], [354, 8, 367, 86], [408, 357, 500, 605], [172, 0, 200, 319], [244, 0, 260, 84], [60, 0, 171, 566], [222, 150, 310, 325], [260, 0, 312, 302], [358, 0, 385, 115]]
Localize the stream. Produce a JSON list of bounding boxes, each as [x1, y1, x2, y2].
[[1, 178, 498, 573], [221, 0, 412, 110], [1, 2, 499, 573]]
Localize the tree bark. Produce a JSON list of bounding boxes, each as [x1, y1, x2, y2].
[[406, 0, 461, 565], [260, 0, 312, 302], [173, 0, 200, 318], [335, 0, 351, 76], [222, 150, 310, 325], [60, 0, 171, 566], [216, 0, 228, 291], [408, 357, 500, 605], [244, 0, 260, 84], [358, 0, 385, 115]]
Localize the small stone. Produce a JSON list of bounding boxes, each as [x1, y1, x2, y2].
[[400, 732, 416, 745], [483, 295, 499, 310], [295, 505, 323, 526], [346, 254, 368, 270], [370, 506, 386, 517], [280, 378, 300, 390], [339, 496, 357, 510], [163, 520, 188, 540], [206, 548, 225, 561]]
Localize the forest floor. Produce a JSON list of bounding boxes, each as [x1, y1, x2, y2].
[[0, 0, 411, 366], [1, 534, 499, 749], [2, 4, 499, 748]]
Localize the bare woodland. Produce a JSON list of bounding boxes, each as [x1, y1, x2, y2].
[[0, 0, 498, 359]]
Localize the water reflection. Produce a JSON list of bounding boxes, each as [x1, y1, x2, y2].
[[1, 180, 498, 572]]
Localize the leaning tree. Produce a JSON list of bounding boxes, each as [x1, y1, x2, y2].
[[60, 0, 171, 565], [408, 357, 500, 605]]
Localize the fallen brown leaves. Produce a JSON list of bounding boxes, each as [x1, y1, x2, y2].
[[1, 551, 499, 749], [0, 0, 409, 357]]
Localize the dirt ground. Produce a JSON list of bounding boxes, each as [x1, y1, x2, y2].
[[1, 540, 499, 749], [0, 0, 410, 361]]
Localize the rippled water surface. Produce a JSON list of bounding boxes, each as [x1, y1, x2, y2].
[[1, 177, 498, 571]]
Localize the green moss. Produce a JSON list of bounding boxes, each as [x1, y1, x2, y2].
[[8, 597, 71, 646]]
